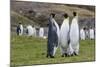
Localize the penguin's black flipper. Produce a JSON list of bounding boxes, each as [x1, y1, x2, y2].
[[67, 29, 70, 45], [65, 53, 68, 57], [50, 55, 55, 58], [73, 52, 78, 56], [68, 39, 70, 45], [46, 54, 49, 58]]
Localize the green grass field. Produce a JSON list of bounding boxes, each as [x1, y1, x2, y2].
[[11, 35, 95, 66]]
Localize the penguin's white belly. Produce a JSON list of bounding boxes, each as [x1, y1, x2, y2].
[[70, 23, 79, 44], [86, 31, 89, 38], [29, 28, 33, 36], [27, 26, 33, 36], [39, 28, 44, 37], [69, 18, 79, 55], [90, 29, 94, 39], [19, 25, 23, 35], [60, 27, 69, 47], [67, 17, 80, 55], [33, 28, 36, 36], [80, 29, 85, 40], [59, 18, 70, 55]]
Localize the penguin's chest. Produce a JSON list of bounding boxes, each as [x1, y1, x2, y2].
[[61, 22, 69, 32], [90, 30, 94, 35], [80, 30, 85, 36], [33, 28, 36, 32], [28, 27, 33, 34], [70, 23, 79, 42], [40, 29, 43, 34], [60, 23, 69, 39], [60, 23, 69, 47], [20, 25, 23, 30]]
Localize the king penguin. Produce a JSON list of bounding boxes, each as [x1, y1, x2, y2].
[[33, 27, 36, 37], [16, 23, 23, 36], [80, 27, 85, 40], [47, 13, 59, 58], [19, 23, 23, 35], [39, 27, 44, 38], [68, 12, 79, 56], [26, 25, 33, 36], [59, 13, 70, 57], [89, 27, 94, 40]]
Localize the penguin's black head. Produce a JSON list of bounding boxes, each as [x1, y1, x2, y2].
[[73, 12, 77, 16], [50, 13, 55, 18], [19, 23, 21, 24], [90, 26, 92, 29], [64, 13, 68, 18], [83, 27, 86, 30]]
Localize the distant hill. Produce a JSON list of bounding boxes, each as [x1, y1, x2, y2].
[[11, 11, 37, 32], [11, 1, 94, 17], [11, 1, 95, 28], [11, 11, 36, 27]]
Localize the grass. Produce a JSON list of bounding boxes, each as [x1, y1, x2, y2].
[[11, 35, 95, 66]]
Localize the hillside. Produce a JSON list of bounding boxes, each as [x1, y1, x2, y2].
[[11, 1, 95, 16], [11, 1, 95, 28], [11, 11, 36, 26], [11, 11, 37, 32]]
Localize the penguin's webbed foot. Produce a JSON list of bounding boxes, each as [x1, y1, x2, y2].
[[61, 54, 64, 57], [70, 53, 74, 56], [46, 54, 49, 58], [61, 53, 69, 57], [50, 56, 54, 58], [73, 52, 78, 56], [65, 53, 68, 57], [46, 54, 55, 58]]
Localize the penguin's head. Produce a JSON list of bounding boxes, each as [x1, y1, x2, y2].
[[19, 23, 21, 25], [83, 27, 86, 30], [63, 13, 68, 18], [19, 23, 21, 24], [50, 13, 55, 18], [90, 26, 93, 29], [73, 12, 77, 17]]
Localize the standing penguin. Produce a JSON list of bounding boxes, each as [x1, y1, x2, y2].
[[47, 13, 59, 58], [26, 25, 33, 36], [89, 27, 94, 40], [16, 23, 23, 36], [59, 13, 70, 57], [33, 27, 36, 37], [39, 27, 44, 38], [68, 12, 79, 56], [80, 27, 85, 40], [85, 28, 89, 39]]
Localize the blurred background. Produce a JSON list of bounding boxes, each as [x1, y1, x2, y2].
[[11, 0, 95, 36]]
